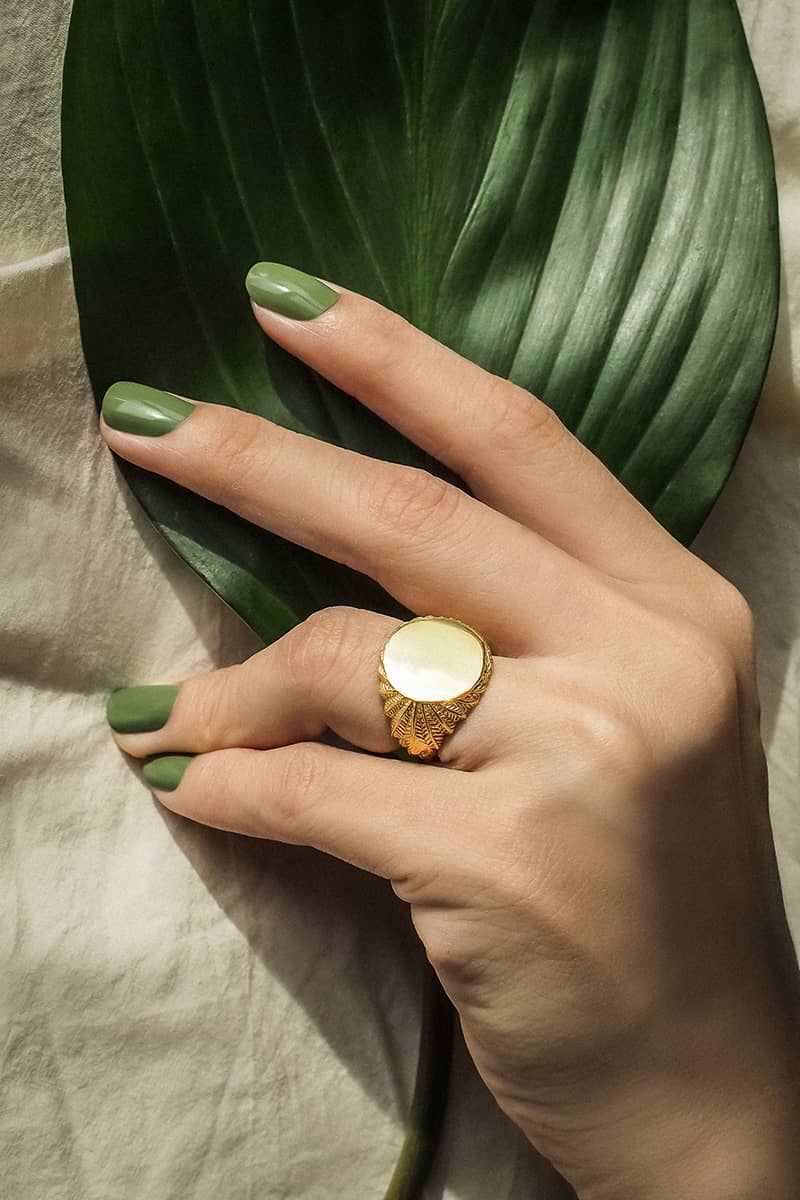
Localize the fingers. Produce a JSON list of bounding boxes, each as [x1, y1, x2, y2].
[[245, 266, 677, 580], [100, 390, 595, 657], [143, 741, 487, 887], [109, 606, 519, 772], [110, 607, 400, 759]]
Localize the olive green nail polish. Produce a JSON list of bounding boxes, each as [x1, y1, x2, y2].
[[102, 381, 195, 436], [143, 755, 193, 792], [106, 685, 179, 734], [245, 262, 339, 320]]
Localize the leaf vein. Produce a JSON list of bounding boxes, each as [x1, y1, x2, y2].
[[247, 0, 322, 262], [189, 0, 261, 250], [112, 0, 238, 404], [287, 0, 394, 303]]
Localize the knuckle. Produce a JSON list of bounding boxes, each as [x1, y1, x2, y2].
[[684, 624, 737, 688], [211, 412, 278, 495], [482, 378, 567, 456], [420, 924, 475, 983], [180, 749, 215, 797], [271, 742, 329, 829], [689, 568, 756, 663], [353, 303, 413, 378], [714, 580, 756, 657], [582, 701, 637, 761], [411, 894, 493, 988], [366, 465, 463, 534], [694, 639, 739, 724], [568, 695, 647, 778], [189, 665, 244, 749], [664, 620, 740, 739], [281, 606, 362, 694], [534, 670, 647, 777]]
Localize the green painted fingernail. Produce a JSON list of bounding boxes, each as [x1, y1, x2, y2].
[[102, 382, 195, 436], [106, 685, 179, 734], [245, 262, 339, 320], [143, 755, 193, 792]]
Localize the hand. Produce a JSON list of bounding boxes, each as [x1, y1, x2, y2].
[[100, 263, 800, 1198]]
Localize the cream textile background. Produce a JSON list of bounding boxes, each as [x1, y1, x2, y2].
[[1, 2, 797, 1197]]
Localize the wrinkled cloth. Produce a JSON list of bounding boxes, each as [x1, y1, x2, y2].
[[0, 2, 797, 1196]]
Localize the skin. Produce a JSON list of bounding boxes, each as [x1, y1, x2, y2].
[[100, 280, 800, 1198]]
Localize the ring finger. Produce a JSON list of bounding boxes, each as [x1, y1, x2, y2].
[[107, 605, 515, 771]]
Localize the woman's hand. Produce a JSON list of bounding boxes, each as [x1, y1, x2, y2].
[[100, 263, 800, 1199]]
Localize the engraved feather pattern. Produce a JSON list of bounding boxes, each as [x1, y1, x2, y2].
[[377, 652, 493, 760]]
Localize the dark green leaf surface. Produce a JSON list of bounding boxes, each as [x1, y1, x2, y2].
[[61, 5, 778, 1195], [62, 0, 777, 642]]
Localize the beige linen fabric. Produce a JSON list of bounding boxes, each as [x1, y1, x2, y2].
[[1, 3, 797, 1196]]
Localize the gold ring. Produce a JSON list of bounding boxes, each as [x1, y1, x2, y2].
[[377, 615, 494, 760]]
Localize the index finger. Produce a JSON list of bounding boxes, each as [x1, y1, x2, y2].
[[244, 262, 679, 581]]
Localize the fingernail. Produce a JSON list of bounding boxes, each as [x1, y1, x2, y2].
[[245, 262, 339, 320], [102, 382, 195, 436], [143, 755, 193, 792], [106, 685, 179, 734]]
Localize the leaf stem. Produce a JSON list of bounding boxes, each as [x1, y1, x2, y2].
[[383, 957, 454, 1200]]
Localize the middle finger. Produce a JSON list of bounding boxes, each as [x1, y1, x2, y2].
[[100, 386, 598, 656]]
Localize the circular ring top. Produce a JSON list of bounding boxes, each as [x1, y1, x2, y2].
[[380, 616, 489, 702]]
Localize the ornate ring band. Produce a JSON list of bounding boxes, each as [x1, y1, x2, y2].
[[377, 615, 494, 760]]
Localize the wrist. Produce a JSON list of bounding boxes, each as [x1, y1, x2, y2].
[[578, 1076, 800, 1200], [520, 1002, 800, 1200]]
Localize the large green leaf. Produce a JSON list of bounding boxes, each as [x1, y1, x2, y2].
[[61, 0, 778, 646], [61, 4, 778, 1195]]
